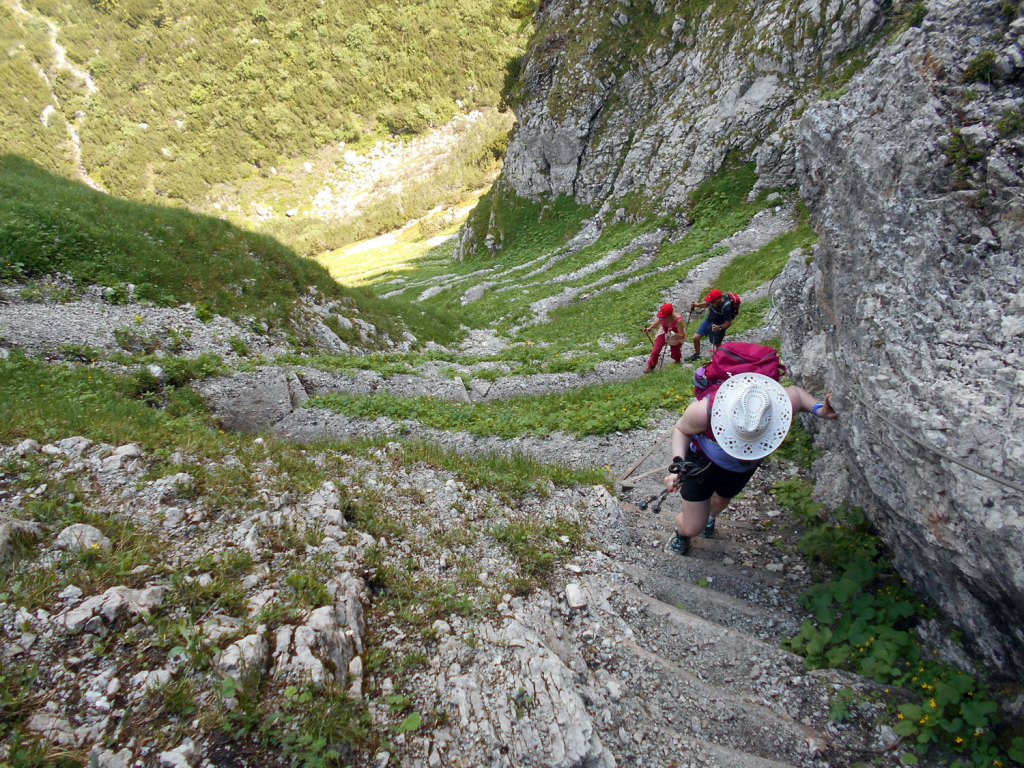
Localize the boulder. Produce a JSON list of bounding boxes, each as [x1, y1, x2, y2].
[[55, 524, 111, 552], [195, 367, 308, 432]]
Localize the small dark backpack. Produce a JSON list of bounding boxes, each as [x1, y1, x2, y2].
[[726, 291, 742, 315], [693, 342, 785, 401]]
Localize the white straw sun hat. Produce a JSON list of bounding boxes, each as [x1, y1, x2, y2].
[[711, 373, 793, 460]]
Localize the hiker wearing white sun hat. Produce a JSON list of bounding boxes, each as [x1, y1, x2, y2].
[[711, 373, 794, 460], [662, 371, 838, 556]]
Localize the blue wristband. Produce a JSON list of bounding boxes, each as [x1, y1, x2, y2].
[[812, 403, 824, 417]]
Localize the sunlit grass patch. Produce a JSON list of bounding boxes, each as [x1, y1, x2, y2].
[[714, 207, 816, 294], [316, 189, 484, 287], [394, 440, 611, 497], [307, 371, 694, 439], [0, 352, 225, 453]]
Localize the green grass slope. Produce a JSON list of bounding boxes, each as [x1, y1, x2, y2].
[[0, 155, 408, 342]]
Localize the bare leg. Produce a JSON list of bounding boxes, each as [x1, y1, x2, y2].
[[675, 494, 731, 538], [690, 334, 703, 359]]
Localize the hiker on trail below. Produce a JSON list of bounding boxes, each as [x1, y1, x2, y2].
[[662, 372, 838, 555], [644, 303, 687, 374], [688, 288, 738, 361]]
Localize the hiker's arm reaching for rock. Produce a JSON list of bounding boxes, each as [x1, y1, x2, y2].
[[786, 387, 838, 419]]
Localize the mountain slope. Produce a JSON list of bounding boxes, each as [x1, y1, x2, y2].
[[0, 0, 531, 205]]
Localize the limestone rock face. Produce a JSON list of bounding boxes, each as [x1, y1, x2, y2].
[[783, 0, 1024, 678], [196, 367, 309, 432], [497, 0, 886, 212]]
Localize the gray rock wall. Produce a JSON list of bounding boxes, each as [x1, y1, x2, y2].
[[783, 0, 1024, 678], [499, 0, 889, 213]]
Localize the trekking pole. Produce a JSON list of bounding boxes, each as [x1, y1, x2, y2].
[[638, 487, 672, 514], [637, 459, 686, 514]]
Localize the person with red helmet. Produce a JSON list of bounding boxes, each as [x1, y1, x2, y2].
[[688, 288, 739, 361], [643, 302, 687, 374]]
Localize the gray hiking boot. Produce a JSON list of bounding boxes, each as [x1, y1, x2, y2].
[[702, 517, 716, 539], [667, 531, 691, 556]]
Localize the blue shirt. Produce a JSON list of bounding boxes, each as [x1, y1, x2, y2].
[[692, 433, 761, 473]]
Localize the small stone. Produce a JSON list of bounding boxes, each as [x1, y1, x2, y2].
[[16, 439, 41, 456], [55, 524, 111, 552], [432, 619, 452, 637], [89, 747, 133, 768], [565, 583, 587, 610], [58, 584, 83, 601]]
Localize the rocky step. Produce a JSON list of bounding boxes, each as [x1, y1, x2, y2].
[[602, 636, 824, 766], [615, 539, 807, 618], [429, 580, 814, 768], [619, 561, 804, 644], [604, 582, 884, 757], [584, 579, 837, 766]]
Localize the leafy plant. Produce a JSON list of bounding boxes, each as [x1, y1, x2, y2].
[[785, 506, 1020, 767], [770, 478, 823, 524]]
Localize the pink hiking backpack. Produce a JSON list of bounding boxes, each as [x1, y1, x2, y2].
[[693, 342, 786, 401]]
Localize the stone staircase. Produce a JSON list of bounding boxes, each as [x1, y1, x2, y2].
[[429, 463, 894, 768], [568, 494, 889, 768]]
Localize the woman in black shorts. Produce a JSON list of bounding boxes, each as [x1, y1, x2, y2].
[[663, 373, 838, 555]]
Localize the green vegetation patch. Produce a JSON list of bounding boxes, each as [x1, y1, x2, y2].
[[264, 113, 512, 256], [1, 0, 531, 206], [962, 51, 998, 84], [0, 351, 222, 451], [1, 158, 361, 324], [458, 188, 595, 264], [388, 439, 611, 497], [492, 516, 583, 593], [775, 491, 1024, 768], [308, 372, 693, 438], [714, 206, 816, 294]]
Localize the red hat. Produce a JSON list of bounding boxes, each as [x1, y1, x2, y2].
[[704, 289, 723, 303], [657, 302, 674, 318]]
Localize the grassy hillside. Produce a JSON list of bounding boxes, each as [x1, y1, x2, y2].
[[0, 0, 533, 205], [0, 155, 413, 342]]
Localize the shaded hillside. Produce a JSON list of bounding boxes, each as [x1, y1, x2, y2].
[[0, 155, 428, 350]]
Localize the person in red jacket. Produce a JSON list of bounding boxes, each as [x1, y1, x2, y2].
[[644, 303, 686, 374]]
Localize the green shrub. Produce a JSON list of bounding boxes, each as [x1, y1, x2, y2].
[[786, 506, 1022, 767], [962, 51, 998, 84]]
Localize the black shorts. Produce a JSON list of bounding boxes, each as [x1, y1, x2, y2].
[[679, 445, 758, 501]]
